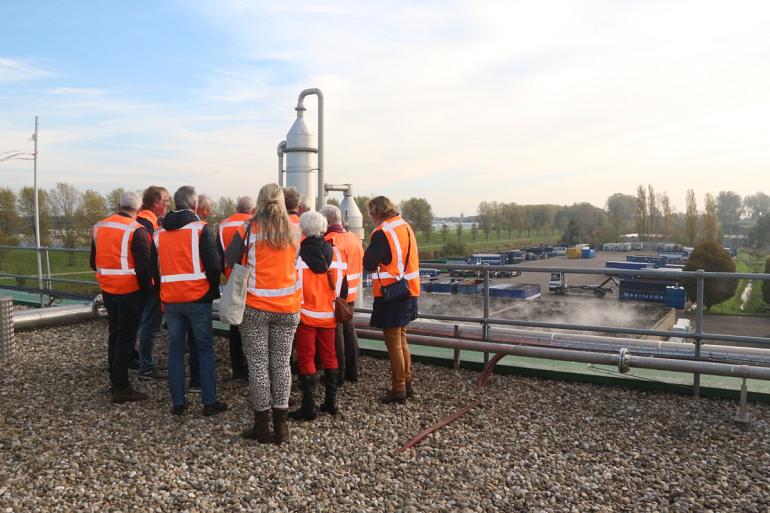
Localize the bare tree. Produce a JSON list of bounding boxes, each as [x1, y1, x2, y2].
[[703, 193, 719, 241], [48, 182, 82, 252], [684, 189, 698, 246], [635, 185, 648, 240]]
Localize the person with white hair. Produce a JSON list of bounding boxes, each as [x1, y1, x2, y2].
[[289, 210, 348, 421], [321, 204, 364, 384], [216, 195, 256, 381], [196, 194, 214, 221], [90, 190, 154, 404]]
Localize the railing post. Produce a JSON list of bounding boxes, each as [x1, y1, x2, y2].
[[693, 269, 705, 398], [44, 248, 52, 293], [482, 264, 490, 364]]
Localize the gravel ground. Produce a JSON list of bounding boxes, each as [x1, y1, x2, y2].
[[2, 320, 770, 513]]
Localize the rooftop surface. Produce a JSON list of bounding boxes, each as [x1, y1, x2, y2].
[[2, 320, 770, 512]]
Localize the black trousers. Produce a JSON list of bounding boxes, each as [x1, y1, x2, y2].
[[229, 324, 248, 376], [335, 301, 360, 381], [103, 290, 144, 391]]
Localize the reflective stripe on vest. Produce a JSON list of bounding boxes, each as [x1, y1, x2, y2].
[[218, 213, 251, 251], [93, 215, 142, 294], [155, 221, 209, 302], [243, 223, 301, 313], [297, 246, 347, 327], [371, 215, 420, 298], [324, 231, 363, 302]]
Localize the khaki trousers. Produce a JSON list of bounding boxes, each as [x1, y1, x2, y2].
[[383, 326, 412, 392]]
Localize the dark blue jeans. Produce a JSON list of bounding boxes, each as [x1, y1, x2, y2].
[[138, 292, 162, 373], [164, 302, 218, 407]]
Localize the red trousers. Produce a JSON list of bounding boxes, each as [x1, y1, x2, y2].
[[295, 323, 338, 375]]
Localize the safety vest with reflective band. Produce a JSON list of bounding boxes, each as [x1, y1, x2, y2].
[[154, 221, 209, 303], [239, 223, 301, 314], [297, 247, 347, 328], [136, 210, 159, 231], [324, 230, 363, 302], [93, 214, 143, 294], [287, 212, 303, 243], [219, 212, 251, 278], [371, 215, 421, 298]]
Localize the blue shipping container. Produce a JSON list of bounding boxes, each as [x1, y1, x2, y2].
[[663, 286, 686, 308], [429, 280, 456, 294], [606, 261, 652, 270], [456, 280, 484, 295]]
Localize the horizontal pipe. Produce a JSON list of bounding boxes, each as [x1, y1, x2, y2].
[[357, 329, 770, 381], [13, 302, 103, 329]]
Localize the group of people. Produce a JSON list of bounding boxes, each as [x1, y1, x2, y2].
[[90, 183, 421, 445]]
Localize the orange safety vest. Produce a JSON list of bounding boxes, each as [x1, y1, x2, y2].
[[239, 223, 301, 314], [93, 214, 143, 294], [324, 230, 363, 302], [154, 220, 210, 303], [297, 246, 347, 328], [371, 215, 420, 298], [219, 212, 251, 278], [136, 209, 159, 231]]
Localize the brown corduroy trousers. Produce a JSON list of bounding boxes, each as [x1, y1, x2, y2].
[[383, 326, 412, 392]]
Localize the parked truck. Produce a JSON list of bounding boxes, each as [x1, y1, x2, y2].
[[548, 272, 618, 298]]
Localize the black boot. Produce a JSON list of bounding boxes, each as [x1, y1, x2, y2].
[[320, 369, 339, 415], [242, 410, 272, 443], [273, 408, 289, 445], [288, 373, 317, 421]]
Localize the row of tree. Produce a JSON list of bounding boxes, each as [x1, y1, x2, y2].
[[1, 184, 768, 250]]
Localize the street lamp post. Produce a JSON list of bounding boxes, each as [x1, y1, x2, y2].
[[0, 116, 45, 307]]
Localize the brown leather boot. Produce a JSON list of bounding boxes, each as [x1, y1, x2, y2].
[[379, 390, 407, 404], [406, 381, 416, 400], [273, 408, 289, 445], [242, 410, 272, 443]]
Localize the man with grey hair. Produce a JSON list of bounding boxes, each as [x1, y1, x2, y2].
[[217, 195, 256, 382], [196, 194, 214, 221], [90, 190, 154, 403], [322, 204, 364, 384], [156, 186, 226, 416]]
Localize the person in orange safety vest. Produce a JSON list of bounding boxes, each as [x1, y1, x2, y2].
[[134, 185, 169, 381], [363, 196, 420, 405], [90, 191, 154, 404], [289, 211, 348, 422], [216, 195, 256, 381], [155, 186, 227, 417], [321, 204, 363, 385]]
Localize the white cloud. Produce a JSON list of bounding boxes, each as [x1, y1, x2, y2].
[[0, 57, 52, 82]]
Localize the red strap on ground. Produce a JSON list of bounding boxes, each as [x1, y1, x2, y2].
[[395, 352, 503, 453]]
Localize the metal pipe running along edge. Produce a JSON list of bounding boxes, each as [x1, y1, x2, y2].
[[356, 329, 770, 381], [13, 301, 104, 329]]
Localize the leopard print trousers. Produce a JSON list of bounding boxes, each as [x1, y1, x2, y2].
[[240, 306, 300, 412]]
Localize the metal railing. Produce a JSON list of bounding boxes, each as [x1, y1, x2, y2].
[[359, 262, 770, 397]]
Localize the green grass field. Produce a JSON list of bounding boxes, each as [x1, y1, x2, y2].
[[0, 247, 98, 296], [415, 228, 560, 255], [709, 253, 769, 315]]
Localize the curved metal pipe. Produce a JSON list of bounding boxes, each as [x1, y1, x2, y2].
[[296, 88, 324, 210]]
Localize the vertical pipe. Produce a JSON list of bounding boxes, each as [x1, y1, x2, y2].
[[276, 141, 286, 186], [0, 296, 13, 363], [482, 264, 490, 364], [296, 89, 325, 210], [693, 269, 705, 397], [44, 249, 52, 292], [32, 116, 44, 308]]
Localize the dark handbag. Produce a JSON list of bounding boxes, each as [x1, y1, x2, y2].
[[377, 230, 413, 303], [326, 261, 353, 323]]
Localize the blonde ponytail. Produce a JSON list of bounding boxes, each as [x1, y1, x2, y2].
[[252, 183, 293, 248]]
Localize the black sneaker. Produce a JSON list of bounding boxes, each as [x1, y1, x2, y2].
[[171, 404, 186, 416], [111, 387, 148, 404], [128, 358, 140, 371], [202, 401, 228, 417], [138, 368, 168, 380]]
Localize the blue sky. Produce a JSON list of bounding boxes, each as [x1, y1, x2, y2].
[[2, 1, 769, 216]]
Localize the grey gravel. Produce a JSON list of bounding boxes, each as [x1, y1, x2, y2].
[[2, 319, 770, 512]]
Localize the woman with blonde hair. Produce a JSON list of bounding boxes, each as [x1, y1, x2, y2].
[[224, 183, 301, 444], [363, 195, 420, 404]]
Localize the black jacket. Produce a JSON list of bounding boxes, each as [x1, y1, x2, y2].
[[90, 212, 154, 295], [300, 235, 348, 299], [161, 210, 222, 303]]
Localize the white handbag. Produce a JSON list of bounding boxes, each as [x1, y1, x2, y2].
[[219, 262, 249, 325], [219, 223, 252, 325]]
